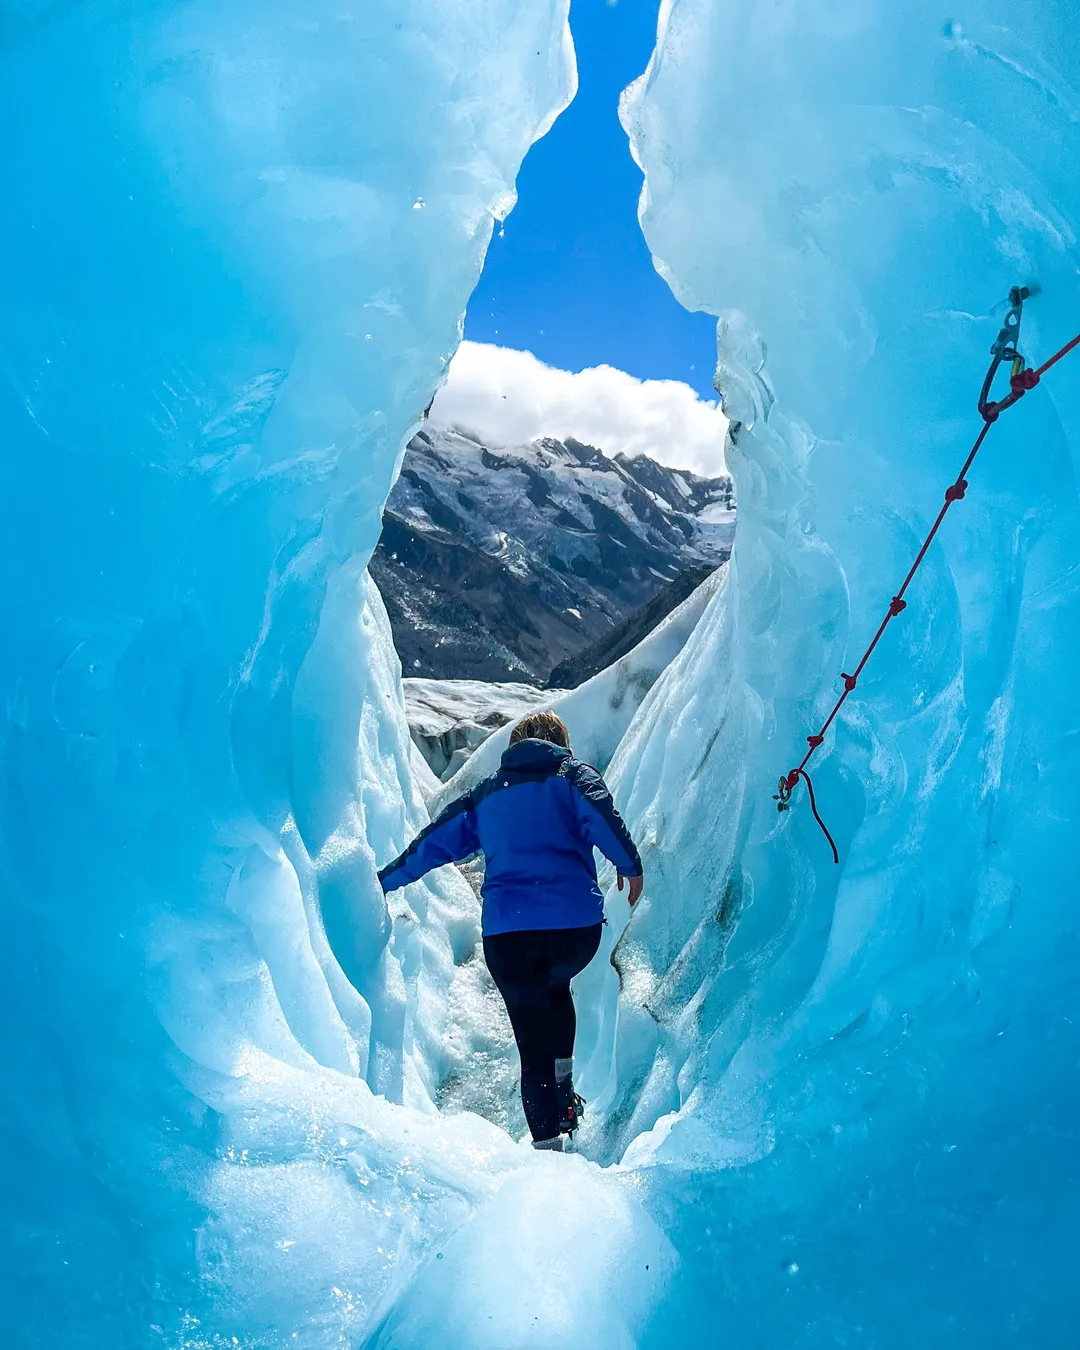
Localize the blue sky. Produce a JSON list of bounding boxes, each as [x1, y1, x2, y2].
[[463, 0, 718, 402]]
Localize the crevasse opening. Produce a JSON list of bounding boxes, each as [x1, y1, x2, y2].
[[3, 1, 1079, 1347]]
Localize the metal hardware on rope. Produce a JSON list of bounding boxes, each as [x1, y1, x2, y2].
[[778, 286, 1080, 863], [978, 285, 1032, 422], [773, 768, 838, 864]]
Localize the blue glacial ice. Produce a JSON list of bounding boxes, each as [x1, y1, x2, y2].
[[608, 0, 1080, 1341], [2, 0, 1080, 1346]]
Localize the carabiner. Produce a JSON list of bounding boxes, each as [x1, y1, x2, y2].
[[979, 285, 1031, 421]]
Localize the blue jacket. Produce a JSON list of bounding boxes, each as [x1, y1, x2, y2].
[[379, 739, 643, 936]]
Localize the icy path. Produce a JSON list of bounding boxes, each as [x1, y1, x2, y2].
[[369, 1154, 674, 1350], [183, 1026, 674, 1349]]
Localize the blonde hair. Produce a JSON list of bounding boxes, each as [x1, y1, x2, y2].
[[508, 710, 571, 750]]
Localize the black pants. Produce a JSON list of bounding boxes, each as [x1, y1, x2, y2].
[[483, 923, 603, 1142]]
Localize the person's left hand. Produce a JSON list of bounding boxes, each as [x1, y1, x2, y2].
[[617, 872, 644, 906]]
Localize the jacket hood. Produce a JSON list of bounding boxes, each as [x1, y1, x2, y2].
[[500, 738, 571, 771]]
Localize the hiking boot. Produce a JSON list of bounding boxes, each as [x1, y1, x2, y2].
[[559, 1090, 585, 1136], [532, 1135, 564, 1152]]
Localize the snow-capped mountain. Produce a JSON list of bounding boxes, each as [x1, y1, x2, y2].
[[370, 424, 734, 683]]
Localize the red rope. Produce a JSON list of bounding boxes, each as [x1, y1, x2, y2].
[[1036, 330, 1080, 378], [781, 322, 1080, 862], [784, 768, 839, 864]]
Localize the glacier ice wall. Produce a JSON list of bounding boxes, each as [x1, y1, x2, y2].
[[603, 1, 1080, 1342], [0, 1, 578, 1343]]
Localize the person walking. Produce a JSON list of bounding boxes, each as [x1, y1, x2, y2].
[[378, 710, 644, 1151]]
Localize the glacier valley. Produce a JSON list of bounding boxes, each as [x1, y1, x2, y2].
[[2, 1, 1079, 1348]]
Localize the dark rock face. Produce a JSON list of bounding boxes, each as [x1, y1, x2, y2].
[[546, 564, 719, 689], [370, 425, 735, 684]]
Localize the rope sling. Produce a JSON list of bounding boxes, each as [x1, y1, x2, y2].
[[775, 286, 1080, 863]]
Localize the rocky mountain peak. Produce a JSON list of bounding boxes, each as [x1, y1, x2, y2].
[[370, 425, 735, 684]]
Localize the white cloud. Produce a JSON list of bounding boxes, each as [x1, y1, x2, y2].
[[429, 341, 728, 476]]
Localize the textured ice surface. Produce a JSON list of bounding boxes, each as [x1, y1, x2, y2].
[[5, 0, 1080, 1345], [607, 1, 1080, 1341], [0, 0, 600, 1344], [401, 678, 558, 780]]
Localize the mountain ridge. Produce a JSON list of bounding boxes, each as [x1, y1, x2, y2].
[[370, 424, 734, 684]]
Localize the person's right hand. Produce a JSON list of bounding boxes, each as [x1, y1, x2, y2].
[[617, 872, 644, 906]]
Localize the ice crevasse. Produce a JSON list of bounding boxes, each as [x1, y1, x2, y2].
[[2, 1, 1079, 1348]]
